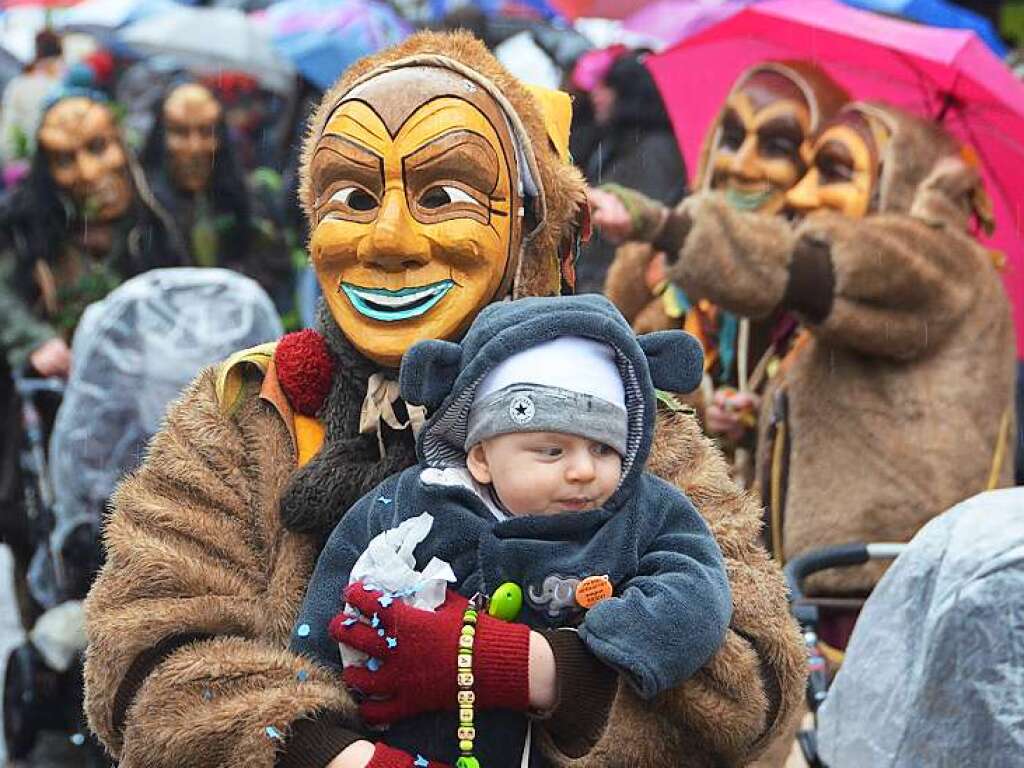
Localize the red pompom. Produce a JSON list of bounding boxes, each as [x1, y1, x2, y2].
[[275, 329, 334, 417]]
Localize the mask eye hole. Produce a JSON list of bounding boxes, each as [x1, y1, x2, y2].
[[331, 186, 378, 212], [419, 185, 475, 209], [761, 136, 797, 159], [719, 112, 745, 151]]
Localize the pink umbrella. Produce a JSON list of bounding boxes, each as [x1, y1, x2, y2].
[[647, 0, 1024, 355], [623, 0, 748, 47]]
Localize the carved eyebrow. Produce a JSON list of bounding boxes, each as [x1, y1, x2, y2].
[[403, 131, 500, 195], [311, 137, 383, 198], [758, 115, 804, 141], [817, 139, 854, 165]]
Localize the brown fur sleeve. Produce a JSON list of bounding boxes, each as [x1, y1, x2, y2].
[[538, 408, 806, 767], [667, 194, 797, 320], [796, 213, 979, 360], [84, 370, 354, 767], [603, 241, 659, 326]]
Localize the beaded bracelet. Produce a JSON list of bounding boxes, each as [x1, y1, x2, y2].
[[455, 594, 486, 768]]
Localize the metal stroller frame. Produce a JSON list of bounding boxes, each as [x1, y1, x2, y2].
[[3, 373, 109, 766], [784, 542, 906, 768]]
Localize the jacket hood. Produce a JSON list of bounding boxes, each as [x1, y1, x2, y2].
[[300, 30, 588, 298], [400, 294, 703, 507]]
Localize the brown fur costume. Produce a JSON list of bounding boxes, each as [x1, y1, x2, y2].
[[659, 103, 1017, 594], [84, 33, 805, 767]]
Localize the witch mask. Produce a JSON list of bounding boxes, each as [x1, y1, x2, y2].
[[163, 83, 221, 194], [708, 70, 813, 214], [785, 107, 891, 219], [38, 97, 132, 223], [309, 65, 525, 368]]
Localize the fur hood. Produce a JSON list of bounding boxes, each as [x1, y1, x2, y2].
[[299, 30, 588, 298], [844, 101, 996, 234]]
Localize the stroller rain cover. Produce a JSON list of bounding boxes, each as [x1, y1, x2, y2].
[[49, 268, 283, 546], [819, 487, 1024, 767]]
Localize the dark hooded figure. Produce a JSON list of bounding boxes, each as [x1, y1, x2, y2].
[[139, 81, 252, 273], [0, 90, 176, 626], [576, 51, 687, 293], [139, 80, 294, 308]]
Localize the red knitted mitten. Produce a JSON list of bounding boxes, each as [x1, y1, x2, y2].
[[332, 583, 531, 725], [366, 743, 449, 768]]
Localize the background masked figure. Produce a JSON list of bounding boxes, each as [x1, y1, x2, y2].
[[0, 92, 174, 627], [601, 101, 1015, 632], [598, 62, 847, 479], [84, 33, 804, 768], [139, 81, 295, 310]]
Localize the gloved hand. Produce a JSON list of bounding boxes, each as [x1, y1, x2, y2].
[[331, 583, 531, 725], [366, 743, 449, 768]]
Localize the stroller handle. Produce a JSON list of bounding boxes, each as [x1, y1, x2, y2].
[[785, 542, 907, 603], [12, 375, 66, 398]]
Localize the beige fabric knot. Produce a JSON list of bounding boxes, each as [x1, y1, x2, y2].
[[360, 373, 427, 459]]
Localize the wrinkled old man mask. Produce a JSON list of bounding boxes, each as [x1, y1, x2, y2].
[[785, 110, 890, 219], [38, 97, 132, 223], [163, 83, 221, 194], [309, 66, 523, 368], [709, 71, 812, 214]]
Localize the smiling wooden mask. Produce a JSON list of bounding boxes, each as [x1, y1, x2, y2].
[[308, 65, 525, 367]]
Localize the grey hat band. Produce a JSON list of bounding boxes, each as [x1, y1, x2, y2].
[[465, 383, 628, 456]]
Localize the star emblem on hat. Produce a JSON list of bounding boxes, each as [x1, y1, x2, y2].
[[509, 394, 535, 424]]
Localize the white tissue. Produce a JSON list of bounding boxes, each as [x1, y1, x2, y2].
[[340, 512, 456, 667]]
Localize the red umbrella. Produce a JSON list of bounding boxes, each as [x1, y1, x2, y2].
[[647, 0, 1024, 355]]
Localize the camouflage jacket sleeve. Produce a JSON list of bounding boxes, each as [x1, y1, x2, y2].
[[84, 367, 357, 768], [0, 255, 57, 370]]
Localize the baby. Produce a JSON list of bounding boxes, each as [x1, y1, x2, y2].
[[291, 294, 733, 768]]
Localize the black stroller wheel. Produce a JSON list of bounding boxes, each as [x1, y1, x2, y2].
[[3, 643, 42, 759]]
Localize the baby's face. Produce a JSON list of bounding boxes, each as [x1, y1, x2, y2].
[[467, 432, 622, 516]]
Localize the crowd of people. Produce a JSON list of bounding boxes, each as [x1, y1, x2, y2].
[[0, 3, 1021, 768]]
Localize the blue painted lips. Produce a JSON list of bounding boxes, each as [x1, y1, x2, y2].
[[341, 280, 455, 321]]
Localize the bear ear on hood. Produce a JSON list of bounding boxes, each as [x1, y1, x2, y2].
[[400, 339, 462, 410], [638, 330, 704, 394]]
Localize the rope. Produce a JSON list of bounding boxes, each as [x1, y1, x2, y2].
[[770, 421, 787, 564], [986, 407, 1013, 490]]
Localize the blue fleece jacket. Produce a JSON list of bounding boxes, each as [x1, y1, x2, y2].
[[291, 294, 732, 765]]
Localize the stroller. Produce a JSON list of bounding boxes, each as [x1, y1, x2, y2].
[[813, 488, 1024, 767], [1, 268, 283, 764], [784, 541, 905, 767]]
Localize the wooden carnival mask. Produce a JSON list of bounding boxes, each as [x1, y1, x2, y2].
[[309, 66, 524, 368], [38, 97, 132, 223], [163, 83, 221, 194], [708, 70, 813, 214], [785, 108, 891, 219]]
